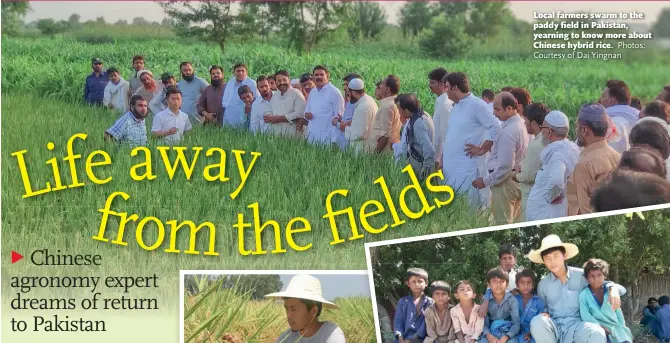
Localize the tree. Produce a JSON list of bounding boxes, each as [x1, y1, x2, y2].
[[236, 2, 273, 42], [349, 2, 387, 41], [398, 1, 434, 38], [465, 1, 511, 40], [419, 14, 472, 59], [132, 17, 150, 26], [68, 13, 81, 26], [651, 8, 670, 38], [95, 16, 105, 25], [267, 1, 353, 55], [115, 19, 128, 26], [372, 209, 670, 324], [161, 18, 174, 27], [36, 19, 67, 37], [158, 1, 236, 53], [2, 1, 31, 36]]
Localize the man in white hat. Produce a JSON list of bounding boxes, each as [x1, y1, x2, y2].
[[266, 274, 346, 342], [339, 78, 378, 154], [526, 111, 581, 221], [528, 234, 626, 343]]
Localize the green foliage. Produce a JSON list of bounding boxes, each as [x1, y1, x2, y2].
[[652, 8, 670, 38], [222, 275, 283, 300], [418, 1, 514, 59], [399, 1, 433, 38], [372, 209, 670, 321], [183, 275, 375, 342], [1, 1, 30, 36], [36, 18, 68, 37], [348, 2, 387, 42], [159, 1, 236, 53], [418, 14, 473, 59]]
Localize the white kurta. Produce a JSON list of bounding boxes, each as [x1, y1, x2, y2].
[[304, 82, 345, 146], [526, 139, 580, 221], [249, 97, 271, 134], [344, 94, 378, 154], [103, 79, 130, 114], [606, 105, 639, 153], [432, 92, 454, 165], [441, 94, 501, 211]]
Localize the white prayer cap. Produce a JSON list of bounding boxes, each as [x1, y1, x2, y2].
[[348, 78, 364, 91], [545, 110, 570, 128], [290, 78, 300, 86]]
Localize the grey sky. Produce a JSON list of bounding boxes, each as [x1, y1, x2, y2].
[[278, 274, 370, 301], [24, 1, 666, 25]]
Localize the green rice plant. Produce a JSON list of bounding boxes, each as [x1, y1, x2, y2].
[[183, 276, 373, 343]]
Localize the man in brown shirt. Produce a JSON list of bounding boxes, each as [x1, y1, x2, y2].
[[567, 103, 621, 215], [366, 75, 402, 154], [197, 65, 225, 126]]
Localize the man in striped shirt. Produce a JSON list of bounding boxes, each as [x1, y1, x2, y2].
[[104, 95, 149, 148]]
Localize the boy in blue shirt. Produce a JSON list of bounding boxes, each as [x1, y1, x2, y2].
[[514, 268, 545, 343], [480, 267, 520, 343], [394, 267, 434, 343]]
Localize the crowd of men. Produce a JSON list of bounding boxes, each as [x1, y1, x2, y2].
[[84, 55, 670, 225]]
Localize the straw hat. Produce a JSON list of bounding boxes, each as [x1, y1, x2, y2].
[[527, 234, 579, 264], [265, 274, 340, 309]]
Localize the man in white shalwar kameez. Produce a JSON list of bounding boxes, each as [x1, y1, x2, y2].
[[304, 65, 345, 147], [441, 72, 501, 212], [599, 80, 639, 153], [526, 111, 581, 221], [428, 68, 453, 171], [341, 78, 378, 154]]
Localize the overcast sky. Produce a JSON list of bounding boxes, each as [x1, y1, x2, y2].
[[278, 274, 370, 301], [24, 1, 667, 25]]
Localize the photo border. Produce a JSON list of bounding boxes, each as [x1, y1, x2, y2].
[[364, 202, 670, 342], [179, 269, 371, 343]]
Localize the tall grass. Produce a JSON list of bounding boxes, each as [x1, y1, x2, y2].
[[3, 37, 669, 119], [183, 276, 375, 343]]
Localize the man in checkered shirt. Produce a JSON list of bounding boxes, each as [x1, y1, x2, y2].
[[104, 94, 149, 147]]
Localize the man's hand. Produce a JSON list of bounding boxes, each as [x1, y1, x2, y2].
[[486, 333, 499, 343], [541, 312, 551, 318], [524, 333, 531, 342], [339, 120, 351, 131], [499, 335, 509, 343], [472, 177, 486, 189], [510, 288, 520, 296], [167, 127, 178, 135], [202, 111, 214, 122], [244, 103, 252, 115], [465, 143, 487, 157], [305, 112, 313, 120], [331, 114, 341, 126], [398, 336, 404, 343], [478, 299, 489, 318]]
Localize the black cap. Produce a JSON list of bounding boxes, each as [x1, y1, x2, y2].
[[91, 57, 103, 64]]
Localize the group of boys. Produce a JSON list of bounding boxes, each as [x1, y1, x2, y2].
[[390, 235, 631, 343]]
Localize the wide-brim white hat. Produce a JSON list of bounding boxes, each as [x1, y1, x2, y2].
[[527, 234, 579, 264], [265, 274, 340, 310]]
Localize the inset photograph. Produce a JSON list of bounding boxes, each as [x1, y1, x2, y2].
[[180, 271, 375, 343], [366, 208, 670, 343]]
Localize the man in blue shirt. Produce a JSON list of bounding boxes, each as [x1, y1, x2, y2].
[[394, 267, 434, 343], [84, 57, 109, 106], [657, 296, 670, 342]]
